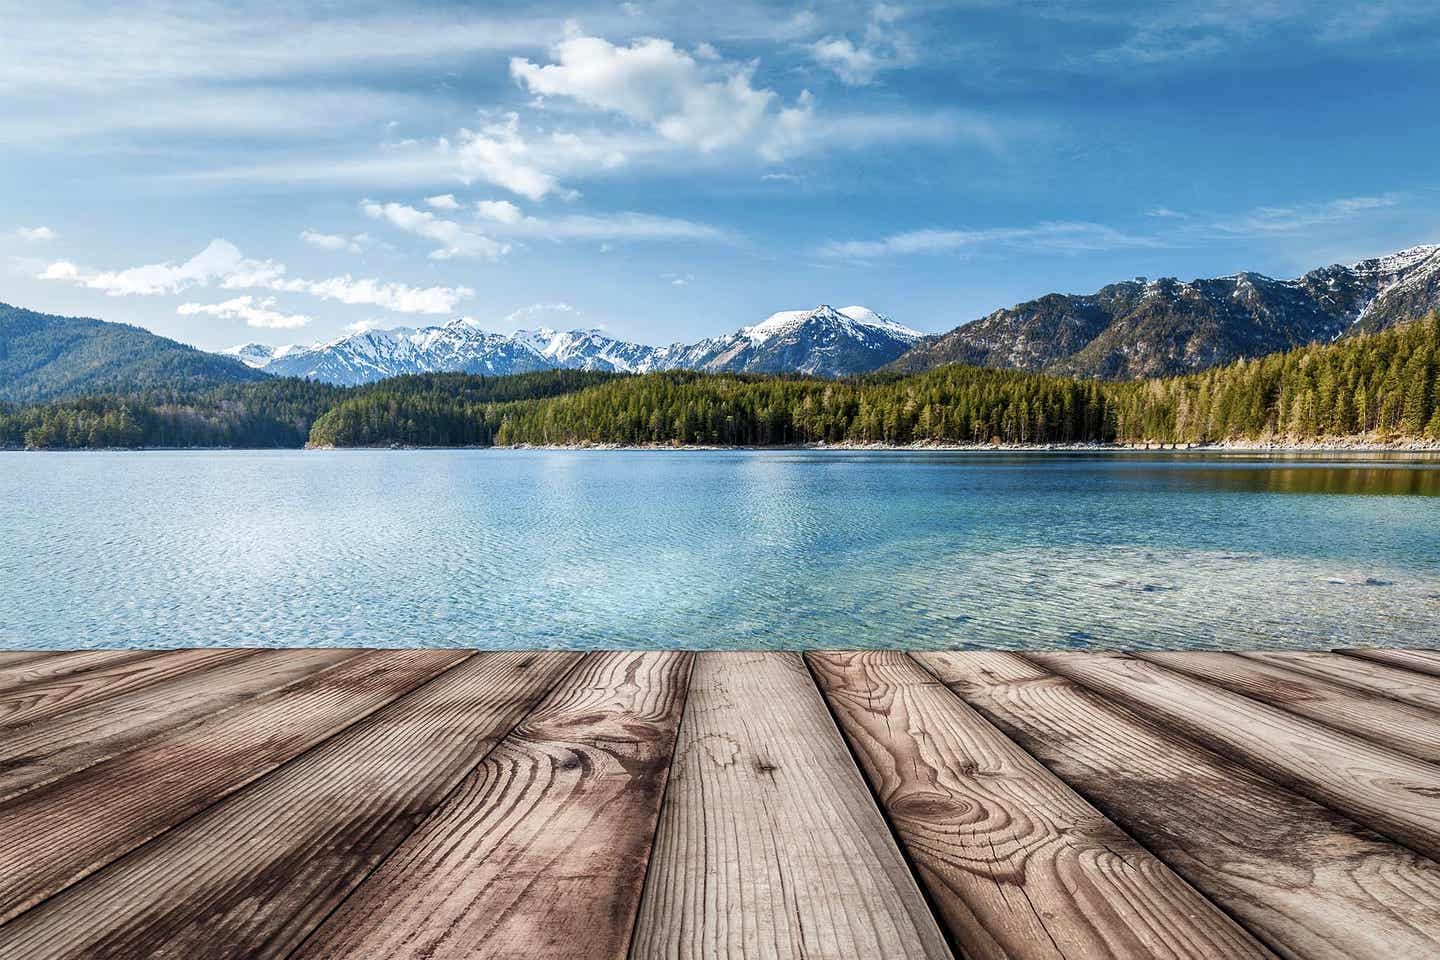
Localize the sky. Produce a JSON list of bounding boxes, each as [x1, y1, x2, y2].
[[3, 0, 1439, 351]]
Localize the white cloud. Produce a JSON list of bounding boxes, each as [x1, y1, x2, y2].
[[818, 221, 1167, 258], [344, 318, 387, 333], [275, 273, 472, 313], [39, 238, 472, 314], [505, 211, 727, 242], [177, 295, 313, 329], [664, 272, 695, 286], [1146, 207, 1189, 219], [361, 199, 510, 259], [503, 301, 581, 331], [55, 238, 272, 297], [454, 114, 563, 201], [38, 260, 80, 280], [1196, 195, 1402, 237], [475, 199, 524, 224], [425, 193, 460, 210], [15, 226, 58, 242], [811, 4, 915, 86], [300, 229, 371, 253], [511, 34, 812, 158], [364, 196, 727, 251]]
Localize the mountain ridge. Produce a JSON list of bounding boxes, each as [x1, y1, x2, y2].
[[889, 243, 1440, 379], [0, 302, 266, 403], [229, 304, 924, 386]]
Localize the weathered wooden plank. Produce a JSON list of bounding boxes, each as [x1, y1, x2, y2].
[[918, 651, 1440, 960], [1029, 652, 1440, 862], [0, 649, 468, 924], [0, 652, 60, 669], [1340, 649, 1440, 680], [808, 651, 1273, 960], [1242, 652, 1440, 714], [0, 648, 255, 732], [0, 648, 358, 804], [630, 653, 952, 960], [292, 651, 692, 960], [1138, 652, 1440, 764], [0, 651, 580, 960], [0, 650, 153, 694]]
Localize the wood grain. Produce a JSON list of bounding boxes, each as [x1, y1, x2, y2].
[[0, 648, 254, 732], [918, 651, 1440, 960], [0, 652, 63, 670], [1139, 652, 1440, 763], [0, 649, 468, 924], [0, 648, 357, 804], [293, 651, 692, 960], [1241, 652, 1440, 714], [1029, 652, 1440, 861], [1340, 649, 1440, 679], [808, 651, 1273, 960], [0, 650, 154, 694], [630, 653, 952, 960], [0, 651, 579, 960]]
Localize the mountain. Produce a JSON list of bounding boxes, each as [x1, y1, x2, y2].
[[652, 305, 923, 377], [234, 304, 921, 385], [889, 243, 1440, 379], [0, 302, 266, 403]]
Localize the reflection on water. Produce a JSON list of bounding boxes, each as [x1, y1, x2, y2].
[[1, 449, 1437, 651], [1140, 464, 1440, 496]]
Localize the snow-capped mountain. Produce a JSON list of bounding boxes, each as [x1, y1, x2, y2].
[[891, 243, 1440, 379], [220, 342, 303, 369], [225, 305, 922, 385]]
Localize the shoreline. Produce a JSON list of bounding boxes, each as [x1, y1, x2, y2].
[[8, 437, 1440, 454]]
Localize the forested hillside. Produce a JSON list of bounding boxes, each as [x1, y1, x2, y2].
[[0, 303, 266, 403], [4, 312, 1436, 449], [0, 370, 616, 449]]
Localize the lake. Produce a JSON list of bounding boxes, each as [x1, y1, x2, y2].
[[2, 449, 1437, 651]]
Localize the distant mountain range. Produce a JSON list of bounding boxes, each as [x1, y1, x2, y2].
[[226, 304, 923, 385], [889, 243, 1440, 379], [6, 244, 1440, 402], [0, 302, 265, 404]]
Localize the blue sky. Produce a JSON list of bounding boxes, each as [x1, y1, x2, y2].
[[3, 0, 1439, 350]]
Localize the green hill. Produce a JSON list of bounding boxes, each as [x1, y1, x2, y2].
[[0, 302, 266, 403]]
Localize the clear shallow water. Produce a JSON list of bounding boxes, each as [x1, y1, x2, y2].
[[1, 449, 1438, 651]]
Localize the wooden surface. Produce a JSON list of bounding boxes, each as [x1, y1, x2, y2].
[[810, 651, 1271, 960], [631, 653, 951, 960], [0, 646, 1436, 959], [918, 651, 1440, 960]]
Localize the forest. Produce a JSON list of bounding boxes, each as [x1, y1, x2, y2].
[[3, 311, 1436, 450]]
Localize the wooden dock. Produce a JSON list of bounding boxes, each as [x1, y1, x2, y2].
[[0, 648, 1439, 959]]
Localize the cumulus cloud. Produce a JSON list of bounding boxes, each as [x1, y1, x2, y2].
[[475, 199, 524, 224], [15, 225, 58, 242], [361, 199, 509, 259], [38, 260, 80, 280], [45, 238, 275, 297], [811, 5, 915, 86], [454, 113, 563, 200], [177, 295, 313, 329], [39, 238, 472, 314], [511, 34, 814, 159], [818, 221, 1166, 259], [425, 193, 461, 210]]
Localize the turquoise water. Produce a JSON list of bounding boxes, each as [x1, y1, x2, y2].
[[1, 449, 1437, 650]]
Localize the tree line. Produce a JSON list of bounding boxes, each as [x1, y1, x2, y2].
[[3, 312, 1436, 449]]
